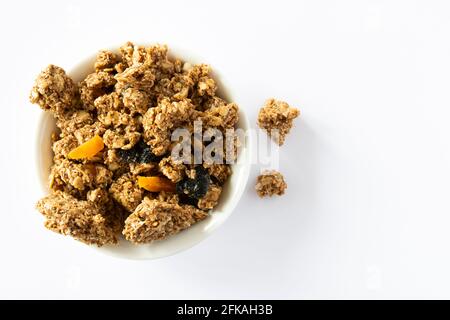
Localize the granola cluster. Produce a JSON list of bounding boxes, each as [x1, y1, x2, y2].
[[30, 42, 238, 246], [255, 170, 287, 197], [257, 98, 300, 145]]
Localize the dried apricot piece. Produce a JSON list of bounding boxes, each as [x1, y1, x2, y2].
[[67, 135, 104, 160], [137, 176, 176, 192]]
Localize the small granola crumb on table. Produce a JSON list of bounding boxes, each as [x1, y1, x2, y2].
[[255, 170, 287, 197], [257, 99, 300, 145]]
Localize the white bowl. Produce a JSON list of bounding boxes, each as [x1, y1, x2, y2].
[[35, 44, 251, 260]]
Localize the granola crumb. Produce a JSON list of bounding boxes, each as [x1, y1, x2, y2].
[[257, 99, 300, 145], [255, 170, 287, 197]]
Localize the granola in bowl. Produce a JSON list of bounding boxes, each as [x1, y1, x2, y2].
[[30, 42, 248, 252]]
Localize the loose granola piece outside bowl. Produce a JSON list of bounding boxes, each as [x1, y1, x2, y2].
[[35, 44, 252, 259]]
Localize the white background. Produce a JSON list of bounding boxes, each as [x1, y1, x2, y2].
[[1, 0, 450, 299]]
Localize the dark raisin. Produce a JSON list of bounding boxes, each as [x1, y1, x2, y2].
[[176, 179, 188, 195], [176, 166, 210, 199], [117, 148, 138, 163], [138, 142, 160, 163], [117, 140, 160, 163], [178, 193, 199, 207]]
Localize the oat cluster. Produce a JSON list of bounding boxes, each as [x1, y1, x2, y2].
[[30, 42, 239, 246]]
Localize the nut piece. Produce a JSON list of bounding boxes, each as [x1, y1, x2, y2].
[[257, 99, 300, 145], [123, 197, 208, 244], [36, 191, 117, 246], [255, 170, 287, 197]]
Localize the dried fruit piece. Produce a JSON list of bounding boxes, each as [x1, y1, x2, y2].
[[137, 176, 176, 192], [139, 143, 160, 163], [67, 135, 104, 160], [117, 140, 160, 163], [176, 167, 210, 199]]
